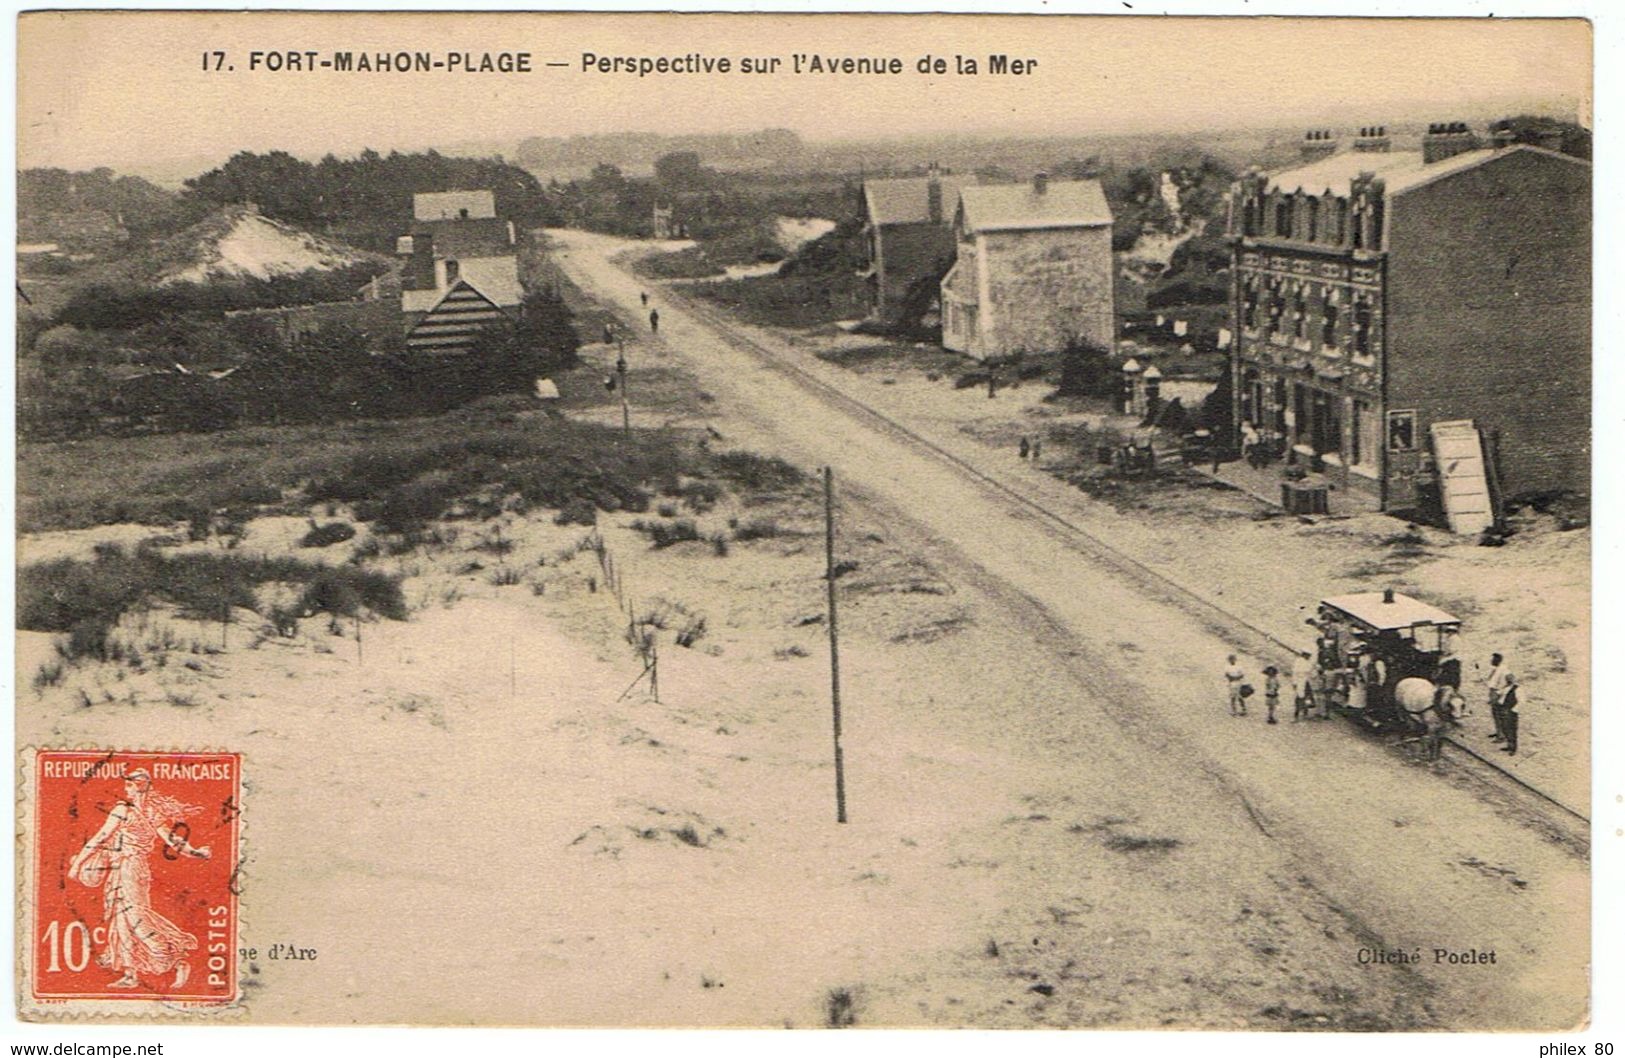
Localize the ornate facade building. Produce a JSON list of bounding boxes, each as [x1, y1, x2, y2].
[[1225, 125, 1590, 512]]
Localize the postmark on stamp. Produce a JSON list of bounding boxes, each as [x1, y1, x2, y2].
[[19, 750, 243, 1016]]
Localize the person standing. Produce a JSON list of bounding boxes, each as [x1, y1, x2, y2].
[[1291, 650, 1314, 721], [1019, 436, 1031, 460], [1500, 674, 1520, 754], [1225, 655, 1247, 717], [1263, 665, 1281, 725], [640, 291, 649, 307], [649, 308, 660, 334], [1486, 652, 1513, 742], [1434, 648, 1464, 722]]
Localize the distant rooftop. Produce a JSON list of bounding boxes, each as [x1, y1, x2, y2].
[[958, 179, 1112, 233], [413, 190, 497, 222], [1264, 144, 1584, 199], [863, 174, 976, 226]]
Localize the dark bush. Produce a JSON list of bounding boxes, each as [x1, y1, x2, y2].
[[300, 521, 356, 548]]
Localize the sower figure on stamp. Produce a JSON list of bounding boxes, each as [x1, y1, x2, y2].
[[68, 769, 212, 990]]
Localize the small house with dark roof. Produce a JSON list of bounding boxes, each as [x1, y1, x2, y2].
[[1225, 124, 1590, 515], [396, 190, 524, 355], [940, 173, 1115, 361], [861, 166, 976, 326]]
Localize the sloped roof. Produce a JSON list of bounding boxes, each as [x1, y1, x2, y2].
[[1321, 592, 1460, 631], [457, 256, 523, 306], [400, 256, 522, 314], [864, 175, 976, 226], [1265, 144, 1587, 198], [958, 179, 1113, 233], [413, 190, 497, 221]]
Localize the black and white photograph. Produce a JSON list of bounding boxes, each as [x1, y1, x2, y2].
[[6, 5, 1609, 1045]]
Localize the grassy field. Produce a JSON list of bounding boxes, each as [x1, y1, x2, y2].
[[17, 395, 801, 534]]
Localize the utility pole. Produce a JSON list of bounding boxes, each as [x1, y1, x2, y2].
[[616, 332, 630, 436], [824, 466, 847, 824]]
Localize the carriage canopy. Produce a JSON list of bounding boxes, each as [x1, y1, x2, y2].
[[1318, 591, 1461, 658]]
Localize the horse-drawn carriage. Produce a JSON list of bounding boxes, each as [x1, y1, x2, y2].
[[1308, 590, 1462, 749]]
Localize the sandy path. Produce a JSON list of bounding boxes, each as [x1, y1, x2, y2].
[[549, 229, 1589, 1029]]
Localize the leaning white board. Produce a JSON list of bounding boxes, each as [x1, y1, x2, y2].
[[1429, 419, 1493, 536]]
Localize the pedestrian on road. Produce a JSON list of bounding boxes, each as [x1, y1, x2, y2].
[[1291, 650, 1314, 721], [1263, 665, 1281, 725], [1019, 436, 1031, 460], [1225, 655, 1247, 717], [641, 291, 649, 307], [1486, 652, 1513, 742], [1499, 674, 1520, 755], [649, 308, 660, 334]]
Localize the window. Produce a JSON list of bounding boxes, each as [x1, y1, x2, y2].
[[1322, 300, 1339, 347], [1292, 285, 1308, 339], [1293, 383, 1309, 442], [1352, 206, 1364, 250], [1268, 280, 1285, 335], [1275, 200, 1292, 238], [1306, 198, 1320, 242], [1353, 296, 1373, 356], [1242, 277, 1258, 329]]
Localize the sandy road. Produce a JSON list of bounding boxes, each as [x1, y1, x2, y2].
[[547, 228, 1589, 1029]]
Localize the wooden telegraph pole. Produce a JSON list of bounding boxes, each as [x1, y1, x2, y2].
[[824, 466, 847, 824], [616, 335, 630, 436]]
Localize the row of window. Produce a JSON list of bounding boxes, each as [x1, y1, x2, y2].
[[1237, 192, 1383, 250], [1241, 275, 1375, 356]]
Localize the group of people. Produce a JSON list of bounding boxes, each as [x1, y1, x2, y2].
[[1224, 652, 1325, 725], [1017, 436, 1042, 462], [1221, 648, 1522, 754]]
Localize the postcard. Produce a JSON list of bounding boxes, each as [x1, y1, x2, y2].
[[12, 9, 1593, 1032]]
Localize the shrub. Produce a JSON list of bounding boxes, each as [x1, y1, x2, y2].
[[709, 451, 804, 494], [18, 546, 406, 660], [300, 521, 357, 548], [632, 518, 701, 549], [733, 519, 788, 542]]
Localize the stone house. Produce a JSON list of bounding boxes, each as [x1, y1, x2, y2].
[[1225, 125, 1590, 511], [940, 174, 1115, 361]]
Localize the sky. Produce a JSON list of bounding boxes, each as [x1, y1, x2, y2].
[[17, 12, 1592, 173]]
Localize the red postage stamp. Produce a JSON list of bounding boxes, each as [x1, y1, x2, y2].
[[23, 750, 242, 1012]]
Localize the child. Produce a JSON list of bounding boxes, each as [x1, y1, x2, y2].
[[1263, 665, 1281, 725]]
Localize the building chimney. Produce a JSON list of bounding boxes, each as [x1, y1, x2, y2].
[[1300, 129, 1338, 163], [1535, 128, 1566, 153], [1352, 125, 1391, 153], [411, 231, 436, 290], [927, 165, 943, 224], [1423, 121, 1479, 164], [1033, 171, 1049, 196]]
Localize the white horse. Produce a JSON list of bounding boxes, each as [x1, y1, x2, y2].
[[1394, 676, 1449, 760]]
